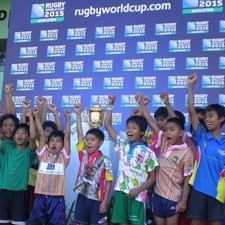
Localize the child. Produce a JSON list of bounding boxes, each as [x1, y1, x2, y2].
[[136, 92, 194, 225], [28, 108, 71, 225], [0, 109, 36, 225], [186, 73, 225, 225], [104, 95, 158, 225], [73, 103, 113, 225]]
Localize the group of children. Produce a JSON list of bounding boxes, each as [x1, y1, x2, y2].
[[0, 73, 224, 225]]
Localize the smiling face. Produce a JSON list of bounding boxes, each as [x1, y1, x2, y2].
[[126, 121, 143, 143], [204, 110, 224, 132], [84, 133, 103, 154], [1, 118, 17, 140], [14, 127, 29, 149], [48, 135, 64, 154], [165, 122, 184, 145]]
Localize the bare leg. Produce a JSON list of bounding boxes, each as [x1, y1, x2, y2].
[[210, 221, 222, 225], [154, 215, 166, 225], [166, 214, 179, 225], [191, 220, 204, 225]]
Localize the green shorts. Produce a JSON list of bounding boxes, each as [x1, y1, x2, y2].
[[111, 191, 145, 225]]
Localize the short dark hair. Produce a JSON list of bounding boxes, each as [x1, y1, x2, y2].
[[154, 107, 168, 119], [47, 130, 64, 144], [166, 117, 185, 131], [86, 128, 104, 142], [42, 121, 57, 131], [126, 115, 147, 135], [0, 114, 19, 128], [15, 123, 30, 134], [174, 110, 186, 125], [205, 104, 225, 127]]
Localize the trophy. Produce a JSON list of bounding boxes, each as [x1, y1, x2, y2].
[[88, 100, 104, 128]]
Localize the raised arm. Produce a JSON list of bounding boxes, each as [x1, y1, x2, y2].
[[160, 91, 176, 118], [104, 95, 117, 142], [135, 93, 160, 135], [33, 108, 45, 150], [48, 104, 63, 131], [5, 84, 16, 115], [26, 109, 36, 150], [20, 100, 31, 123], [63, 109, 71, 156], [187, 73, 199, 132], [74, 103, 84, 143], [36, 96, 47, 124]]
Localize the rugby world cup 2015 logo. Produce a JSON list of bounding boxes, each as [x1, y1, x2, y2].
[[14, 31, 32, 43], [187, 21, 209, 34], [30, 2, 65, 23], [67, 28, 86, 40], [123, 59, 144, 72], [155, 23, 177, 35], [40, 29, 58, 41], [183, 0, 223, 14], [168, 76, 188, 88], [125, 24, 145, 37], [11, 63, 29, 75], [95, 26, 115, 38], [136, 41, 158, 54], [103, 77, 124, 90], [135, 76, 156, 89], [120, 95, 138, 107], [73, 78, 93, 90], [20, 47, 38, 58], [202, 75, 225, 88], [16, 79, 35, 91], [186, 57, 208, 70], [64, 61, 84, 73], [37, 62, 56, 74], [93, 60, 113, 72]]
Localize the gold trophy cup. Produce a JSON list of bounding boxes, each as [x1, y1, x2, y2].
[[88, 100, 104, 128]]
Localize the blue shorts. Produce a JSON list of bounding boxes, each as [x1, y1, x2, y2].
[[152, 192, 177, 218], [27, 194, 66, 225], [74, 194, 107, 225]]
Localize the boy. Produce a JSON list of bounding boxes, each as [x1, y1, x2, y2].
[[73, 103, 113, 225], [0, 109, 36, 225], [28, 108, 71, 225], [187, 73, 225, 225], [104, 95, 158, 225], [136, 92, 194, 225]]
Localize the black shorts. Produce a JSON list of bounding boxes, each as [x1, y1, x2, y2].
[[0, 189, 27, 224], [187, 187, 224, 221]]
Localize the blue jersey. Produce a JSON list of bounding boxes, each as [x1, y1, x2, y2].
[[189, 125, 225, 203]]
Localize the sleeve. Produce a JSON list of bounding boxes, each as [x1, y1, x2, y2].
[[183, 148, 194, 177], [104, 157, 114, 182], [36, 145, 48, 159], [146, 148, 159, 172], [114, 135, 127, 155], [60, 148, 71, 167], [76, 141, 85, 162], [192, 124, 204, 145]]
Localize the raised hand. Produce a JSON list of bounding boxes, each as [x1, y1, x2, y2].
[[48, 104, 57, 113], [160, 91, 169, 105], [187, 73, 198, 87], [5, 84, 14, 94], [108, 95, 116, 105], [74, 103, 82, 113], [22, 100, 31, 109]]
